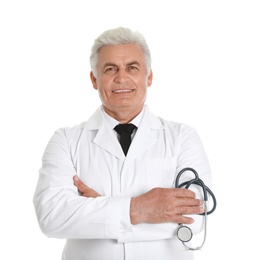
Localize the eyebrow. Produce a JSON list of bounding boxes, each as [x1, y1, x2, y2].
[[126, 61, 140, 67], [102, 61, 141, 69], [103, 63, 117, 69]]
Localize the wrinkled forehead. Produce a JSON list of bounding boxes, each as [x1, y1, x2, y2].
[[97, 44, 146, 66]]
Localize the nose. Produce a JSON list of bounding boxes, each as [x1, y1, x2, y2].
[[113, 69, 129, 84]]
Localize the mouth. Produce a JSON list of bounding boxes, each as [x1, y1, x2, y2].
[[112, 89, 134, 94]]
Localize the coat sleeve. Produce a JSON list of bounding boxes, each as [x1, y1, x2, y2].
[[118, 123, 213, 243], [33, 128, 131, 240]]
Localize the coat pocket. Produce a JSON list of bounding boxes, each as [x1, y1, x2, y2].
[[146, 157, 177, 189]]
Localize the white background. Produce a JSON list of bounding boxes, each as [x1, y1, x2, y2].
[[1, 0, 254, 259]]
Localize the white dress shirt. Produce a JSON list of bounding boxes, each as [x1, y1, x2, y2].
[[33, 105, 212, 260], [102, 106, 144, 141]]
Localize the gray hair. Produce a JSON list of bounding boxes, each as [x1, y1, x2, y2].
[[90, 27, 151, 76]]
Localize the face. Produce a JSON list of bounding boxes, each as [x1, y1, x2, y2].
[[90, 44, 153, 121]]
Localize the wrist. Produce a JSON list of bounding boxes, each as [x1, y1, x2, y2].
[[130, 197, 142, 225]]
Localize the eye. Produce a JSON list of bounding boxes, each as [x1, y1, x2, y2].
[[104, 66, 118, 73], [127, 65, 139, 71]]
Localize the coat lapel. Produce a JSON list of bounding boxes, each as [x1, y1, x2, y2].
[[126, 106, 165, 160], [85, 107, 125, 160]]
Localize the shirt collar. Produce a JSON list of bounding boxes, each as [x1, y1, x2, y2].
[[101, 106, 145, 130]]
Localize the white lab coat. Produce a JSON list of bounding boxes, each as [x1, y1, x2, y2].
[[33, 106, 212, 260]]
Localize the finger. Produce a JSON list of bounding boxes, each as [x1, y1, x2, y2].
[[172, 188, 196, 198], [175, 197, 203, 207], [73, 175, 80, 185], [73, 175, 87, 192], [176, 205, 205, 215], [73, 175, 101, 198], [165, 213, 195, 224], [176, 215, 195, 225]]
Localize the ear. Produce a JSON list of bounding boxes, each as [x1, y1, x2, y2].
[[147, 69, 153, 87], [90, 71, 98, 90]]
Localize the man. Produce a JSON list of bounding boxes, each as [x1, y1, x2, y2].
[[33, 27, 212, 260]]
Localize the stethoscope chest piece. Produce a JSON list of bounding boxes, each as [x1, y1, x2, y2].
[[177, 225, 193, 243]]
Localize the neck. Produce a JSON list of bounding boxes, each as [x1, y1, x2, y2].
[[103, 105, 143, 124]]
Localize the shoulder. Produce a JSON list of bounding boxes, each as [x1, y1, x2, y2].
[[54, 121, 87, 139], [144, 106, 199, 139], [157, 116, 197, 137]]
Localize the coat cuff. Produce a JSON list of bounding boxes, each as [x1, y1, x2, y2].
[[105, 197, 132, 239]]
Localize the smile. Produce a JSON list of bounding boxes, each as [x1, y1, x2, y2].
[[112, 89, 134, 93]]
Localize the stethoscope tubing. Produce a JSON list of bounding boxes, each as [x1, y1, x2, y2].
[[175, 167, 216, 250], [175, 167, 217, 215]]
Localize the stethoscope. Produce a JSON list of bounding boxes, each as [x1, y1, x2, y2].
[[175, 167, 217, 250]]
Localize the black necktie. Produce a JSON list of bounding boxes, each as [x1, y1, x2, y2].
[[114, 124, 137, 156]]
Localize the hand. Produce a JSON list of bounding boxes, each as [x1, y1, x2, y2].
[[130, 187, 204, 225], [73, 175, 101, 198]]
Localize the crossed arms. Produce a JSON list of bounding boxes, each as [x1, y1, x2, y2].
[[73, 175, 204, 225]]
